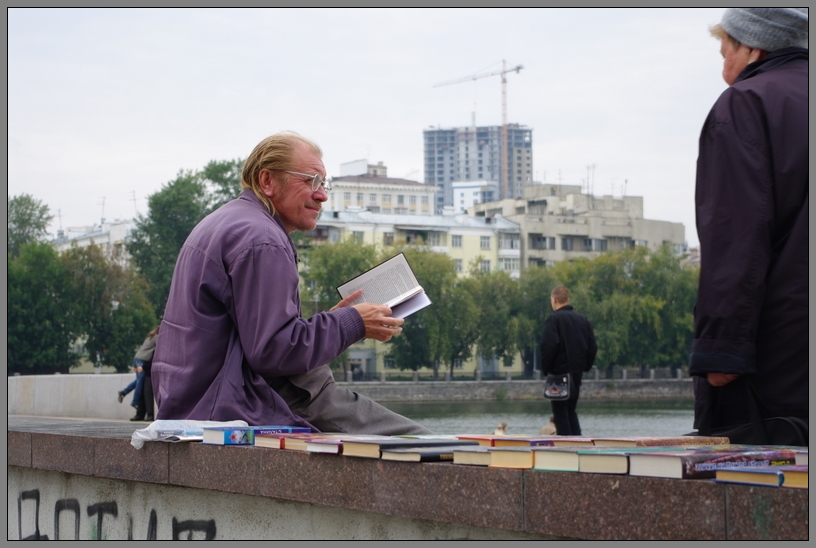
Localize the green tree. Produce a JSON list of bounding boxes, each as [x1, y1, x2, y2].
[[467, 263, 519, 375], [8, 194, 54, 258], [61, 244, 157, 372], [387, 247, 458, 376], [436, 277, 480, 374], [8, 242, 80, 374], [301, 238, 379, 314], [201, 158, 244, 212], [128, 170, 209, 315], [515, 264, 560, 376]]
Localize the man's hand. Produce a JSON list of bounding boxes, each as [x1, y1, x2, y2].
[[707, 372, 739, 387], [331, 289, 363, 311], [352, 302, 404, 342]]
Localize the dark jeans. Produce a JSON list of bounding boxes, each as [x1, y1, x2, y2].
[[550, 374, 582, 436]]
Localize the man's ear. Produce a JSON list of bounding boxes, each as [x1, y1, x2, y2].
[[259, 169, 276, 199]]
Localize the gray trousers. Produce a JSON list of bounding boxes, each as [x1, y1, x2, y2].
[[270, 365, 433, 435]]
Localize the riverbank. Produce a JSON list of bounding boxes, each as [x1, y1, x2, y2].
[[8, 374, 694, 421], [339, 378, 693, 402]]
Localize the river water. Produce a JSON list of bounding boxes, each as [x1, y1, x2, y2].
[[382, 399, 697, 438]]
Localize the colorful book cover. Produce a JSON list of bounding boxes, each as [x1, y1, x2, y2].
[[492, 436, 558, 448], [715, 464, 808, 489], [591, 435, 730, 447], [202, 426, 255, 445], [628, 446, 797, 479]]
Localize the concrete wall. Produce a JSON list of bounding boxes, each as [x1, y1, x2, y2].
[[7, 374, 693, 420], [10, 467, 540, 540]]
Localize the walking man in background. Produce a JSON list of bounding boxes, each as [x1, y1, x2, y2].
[[690, 8, 808, 435], [540, 286, 597, 435]]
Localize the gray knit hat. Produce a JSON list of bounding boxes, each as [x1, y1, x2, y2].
[[721, 8, 808, 51]]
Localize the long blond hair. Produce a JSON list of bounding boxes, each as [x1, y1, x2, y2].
[[240, 131, 322, 215]]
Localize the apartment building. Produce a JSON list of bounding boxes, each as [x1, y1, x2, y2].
[[468, 183, 686, 268], [327, 160, 437, 216], [423, 124, 533, 212], [51, 219, 133, 267], [311, 208, 521, 279]]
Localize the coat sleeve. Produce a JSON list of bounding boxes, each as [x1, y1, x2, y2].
[[228, 243, 365, 378], [585, 321, 597, 372], [689, 87, 773, 378], [539, 316, 560, 375]]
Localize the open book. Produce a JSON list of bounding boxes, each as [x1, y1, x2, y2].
[[336, 253, 432, 319]]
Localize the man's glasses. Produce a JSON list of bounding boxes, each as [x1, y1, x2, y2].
[[284, 171, 332, 193]]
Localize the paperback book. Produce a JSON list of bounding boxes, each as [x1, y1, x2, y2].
[[591, 435, 730, 447], [254, 432, 338, 450], [336, 252, 432, 319], [489, 446, 537, 469], [202, 425, 310, 445], [492, 436, 558, 448], [343, 437, 478, 459], [452, 446, 492, 466], [715, 464, 808, 489], [381, 444, 482, 463], [627, 446, 797, 479], [530, 445, 597, 472]]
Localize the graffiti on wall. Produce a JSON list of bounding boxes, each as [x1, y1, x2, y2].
[[17, 489, 216, 540]]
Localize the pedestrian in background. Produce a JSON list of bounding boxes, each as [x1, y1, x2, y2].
[[540, 286, 597, 435], [120, 326, 159, 421]]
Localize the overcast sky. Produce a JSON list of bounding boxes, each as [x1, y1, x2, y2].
[[9, 7, 732, 248]]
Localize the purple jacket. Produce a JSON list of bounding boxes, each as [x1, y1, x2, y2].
[[152, 189, 365, 428], [690, 48, 808, 423]]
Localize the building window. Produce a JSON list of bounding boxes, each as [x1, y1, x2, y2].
[[384, 357, 395, 369], [562, 238, 573, 251], [421, 196, 429, 205], [453, 358, 463, 369], [454, 259, 463, 273], [344, 192, 351, 202], [383, 232, 394, 246], [382, 194, 391, 204], [480, 236, 490, 250], [583, 238, 593, 251], [353, 231, 364, 243], [356, 193, 363, 204], [499, 233, 519, 249], [409, 195, 417, 205], [369, 194, 377, 204], [500, 258, 520, 271], [427, 232, 441, 246], [452, 235, 462, 248], [480, 260, 491, 272], [397, 195, 405, 205]]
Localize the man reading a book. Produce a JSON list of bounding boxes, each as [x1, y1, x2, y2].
[[152, 131, 431, 435]]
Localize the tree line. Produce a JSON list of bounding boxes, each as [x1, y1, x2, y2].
[[8, 158, 699, 377]]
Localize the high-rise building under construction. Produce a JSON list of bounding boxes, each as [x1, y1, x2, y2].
[[423, 123, 532, 213]]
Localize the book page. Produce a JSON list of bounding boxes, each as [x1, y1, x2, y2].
[[337, 253, 421, 307]]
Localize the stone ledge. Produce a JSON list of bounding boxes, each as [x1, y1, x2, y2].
[[7, 416, 808, 540]]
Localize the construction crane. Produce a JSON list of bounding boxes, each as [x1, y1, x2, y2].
[[433, 60, 523, 199]]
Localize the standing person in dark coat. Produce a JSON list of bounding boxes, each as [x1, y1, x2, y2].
[[540, 286, 597, 436], [690, 8, 808, 431]]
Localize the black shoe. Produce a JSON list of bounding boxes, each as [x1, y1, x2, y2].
[[117, 391, 125, 403], [130, 415, 145, 421], [144, 416, 154, 421]]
